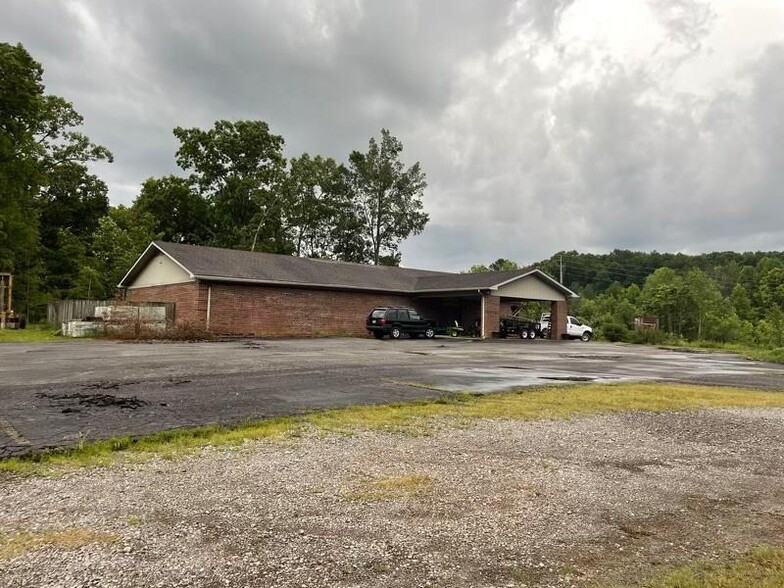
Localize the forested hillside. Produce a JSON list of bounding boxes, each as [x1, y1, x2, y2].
[[534, 250, 784, 348]]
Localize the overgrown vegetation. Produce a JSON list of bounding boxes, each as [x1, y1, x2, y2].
[[598, 546, 784, 588], [536, 250, 784, 350], [0, 323, 60, 343], [100, 321, 216, 342], [0, 528, 120, 561], [2, 383, 782, 475], [343, 474, 433, 501]]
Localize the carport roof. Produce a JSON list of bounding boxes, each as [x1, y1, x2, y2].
[[120, 241, 577, 297]]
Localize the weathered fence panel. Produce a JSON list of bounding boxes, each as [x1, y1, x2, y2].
[[47, 300, 112, 325], [47, 300, 175, 325]]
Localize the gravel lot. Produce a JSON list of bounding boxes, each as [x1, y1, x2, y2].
[[2, 406, 783, 587]]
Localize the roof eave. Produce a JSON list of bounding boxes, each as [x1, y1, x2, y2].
[[194, 274, 413, 294], [413, 286, 499, 294]]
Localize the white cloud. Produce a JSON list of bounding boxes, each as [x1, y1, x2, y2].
[[2, 0, 783, 271]]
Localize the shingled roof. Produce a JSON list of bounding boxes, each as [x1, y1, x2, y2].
[[120, 241, 575, 296]]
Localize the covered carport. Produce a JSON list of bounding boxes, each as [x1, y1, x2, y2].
[[412, 269, 577, 339]]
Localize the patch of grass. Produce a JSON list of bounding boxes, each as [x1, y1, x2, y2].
[[0, 528, 121, 560], [2, 383, 783, 475], [0, 323, 62, 343], [599, 546, 784, 588], [659, 342, 784, 365], [343, 474, 433, 501]]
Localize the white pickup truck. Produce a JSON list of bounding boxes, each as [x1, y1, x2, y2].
[[539, 313, 593, 341]]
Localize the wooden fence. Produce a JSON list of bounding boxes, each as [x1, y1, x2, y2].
[[47, 300, 175, 325]]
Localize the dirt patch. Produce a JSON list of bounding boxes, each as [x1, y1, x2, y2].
[[0, 408, 782, 587]]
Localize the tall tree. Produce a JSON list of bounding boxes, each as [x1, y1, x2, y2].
[[682, 269, 723, 340], [641, 267, 685, 335], [0, 43, 112, 313], [467, 258, 520, 273], [173, 120, 286, 252], [283, 154, 357, 259], [39, 164, 109, 296], [133, 176, 212, 244], [346, 129, 428, 265], [90, 206, 158, 298], [0, 43, 46, 276]]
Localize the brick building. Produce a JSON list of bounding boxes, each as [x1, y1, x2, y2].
[[120, 241, 575, 339]]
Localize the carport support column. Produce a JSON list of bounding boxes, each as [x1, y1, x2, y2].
[[550, 300, 568, 340], [481, 294, 500, 339]]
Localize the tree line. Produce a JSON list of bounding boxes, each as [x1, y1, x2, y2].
[[0, 43, 428, 318], [471, 251, 784, 348]]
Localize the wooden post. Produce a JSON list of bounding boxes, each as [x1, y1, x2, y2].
[[0, 273, 11, 329]]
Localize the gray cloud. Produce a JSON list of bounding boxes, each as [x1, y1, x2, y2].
[[2, 0, 783, 271]]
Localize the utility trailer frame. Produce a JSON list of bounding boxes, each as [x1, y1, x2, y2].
[[498, 308, 541, 340]]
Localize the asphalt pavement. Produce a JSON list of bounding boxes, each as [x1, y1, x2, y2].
[[1, 337, 782, 457]]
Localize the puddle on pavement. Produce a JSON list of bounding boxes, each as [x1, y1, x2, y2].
[[420, 367, 634, 393]]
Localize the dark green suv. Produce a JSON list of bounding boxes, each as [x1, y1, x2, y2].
[[366, 306, 436, 340]]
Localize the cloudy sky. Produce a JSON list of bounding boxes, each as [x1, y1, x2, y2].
[[2, 0, 783, 270]]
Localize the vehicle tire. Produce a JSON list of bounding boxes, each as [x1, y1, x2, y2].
[[528, 329, 536, 340], [390, 327, 402, 339], [581, 331, 592, 342], [425, 327, 435, 339], [541, 328, 550, 339], [519, 330, 528, 339], [373, 331, 384, 340], [450, 330, 458, 337]]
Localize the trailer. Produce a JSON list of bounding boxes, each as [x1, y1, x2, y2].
[[498, 310, 540, 340]]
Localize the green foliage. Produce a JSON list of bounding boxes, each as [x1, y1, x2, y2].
[[283, 153, 361, 260], [0, 43, 112, 315], [173, 120, 287, 252], [467, 258, 520, 274], [134, 176, 211, 244], [90, 207, 158, 298], [601, 322, 631, 342], [528, 250, 784, 352], [347, 129, 428, 265]]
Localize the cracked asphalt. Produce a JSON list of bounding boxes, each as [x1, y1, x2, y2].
[[1, 337, 782, 457]]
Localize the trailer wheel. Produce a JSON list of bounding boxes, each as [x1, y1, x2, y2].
[[519, 330, 528, 339], [528, 329, 536, 340]]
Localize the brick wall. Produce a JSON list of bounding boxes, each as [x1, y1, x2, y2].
[[482, 295, 501, 338], [550, 300, 568, 339], [206, 283, 416, 337], [127, 282, 206, 326]]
